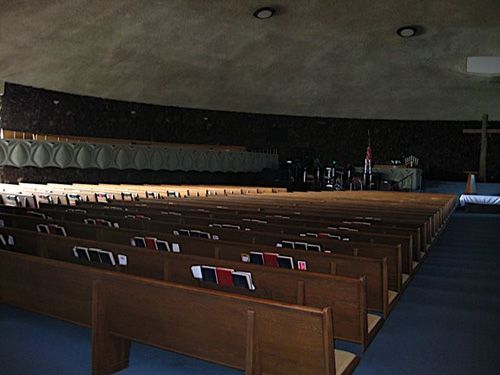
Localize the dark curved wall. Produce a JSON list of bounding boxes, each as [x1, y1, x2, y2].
[[2, 83, 499, 182]]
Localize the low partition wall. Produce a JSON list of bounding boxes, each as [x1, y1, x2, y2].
[[0, 139, 278, 173]]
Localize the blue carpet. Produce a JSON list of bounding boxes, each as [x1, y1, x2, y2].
[[422, 180, 500, 195], [337, 211, 500, 375], [1, 212, 500, 374]]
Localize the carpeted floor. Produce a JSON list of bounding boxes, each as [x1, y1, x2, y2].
[[1, 211, 499, 374]]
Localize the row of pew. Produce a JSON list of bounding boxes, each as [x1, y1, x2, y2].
[[0, 182, 286, 204], [0, 182, 457, 374]]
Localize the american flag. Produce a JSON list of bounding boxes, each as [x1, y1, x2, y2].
[[363, 132, 372, 189], [365, 144, 372, 166]]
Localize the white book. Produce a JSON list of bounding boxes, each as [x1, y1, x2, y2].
[[191, 265, 203, 279], [172, 243, 181, 253], [117, 254, 128, 266]]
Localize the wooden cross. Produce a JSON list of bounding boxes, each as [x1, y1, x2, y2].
[[463, 114, 500, 181]]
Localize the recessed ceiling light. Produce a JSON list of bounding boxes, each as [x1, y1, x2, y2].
[[397, 26, 417, 38], [253, 7, 275, 19], [467, 56, 500, 74]]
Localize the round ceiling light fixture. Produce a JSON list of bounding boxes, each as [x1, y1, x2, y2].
[[253, 7, 275, 19], [397, 26, 417, 37]]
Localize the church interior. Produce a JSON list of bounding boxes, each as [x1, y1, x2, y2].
[[0, 2, 499, 374]]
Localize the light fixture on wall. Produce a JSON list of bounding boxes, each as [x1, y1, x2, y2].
[[397, 26, 418, 37], [53, 99, 60, 105], [466, 56, 500, 74], [253, 7, 275, 19]]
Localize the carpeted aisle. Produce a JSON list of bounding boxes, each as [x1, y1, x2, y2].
[[338, 211, 500, 375], [1, 211, 499, 374]]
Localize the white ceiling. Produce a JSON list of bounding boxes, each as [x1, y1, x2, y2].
[[0, 0, 499, 121]]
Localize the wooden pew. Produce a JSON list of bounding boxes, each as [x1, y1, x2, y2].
[[46, 198, 414, 259], [166, 200, 435, 244], [202, 189, 454, 218], [0, 184, 419, 257], [36, 196, 424, 259], [106, 197, 424, 253], [0, 249, 360, 374], [41, 182, 283, 200], [0, 208, 401, 301], [97, 196, 431, 252], [78, 206, 406, 290], [131, 191, 438, 235], [0, 206, 393, 316], [1, 225, 382, 352], [1, 185, 454, 273], [48, 201, 414, 277], [87, 183, 285, 197], [62, 197, 423, 257], [180, 191, 454, 242], [5, 182, 455, 227], [4, 183, 453, 250], [0, 185, 456, 268]]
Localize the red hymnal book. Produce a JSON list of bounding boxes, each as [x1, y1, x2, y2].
[[263, 252, 279, 267], [318, 233, 329, 238], [48, 224, 58, 235], [144, 237, 158, 250], [216, 267, 234, 287]]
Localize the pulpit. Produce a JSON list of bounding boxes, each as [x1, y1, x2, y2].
[[355, 165, 422, 190]]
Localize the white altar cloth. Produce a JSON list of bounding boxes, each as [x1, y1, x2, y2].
[[459, 194, 500, 207]]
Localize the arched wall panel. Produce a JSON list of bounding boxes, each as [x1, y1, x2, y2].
[[0, 140, 278, 173]]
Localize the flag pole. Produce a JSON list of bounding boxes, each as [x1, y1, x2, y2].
[[363, 130, 372, 190]]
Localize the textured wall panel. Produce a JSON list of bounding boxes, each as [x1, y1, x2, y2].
[[0, 140, 278, 173]]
